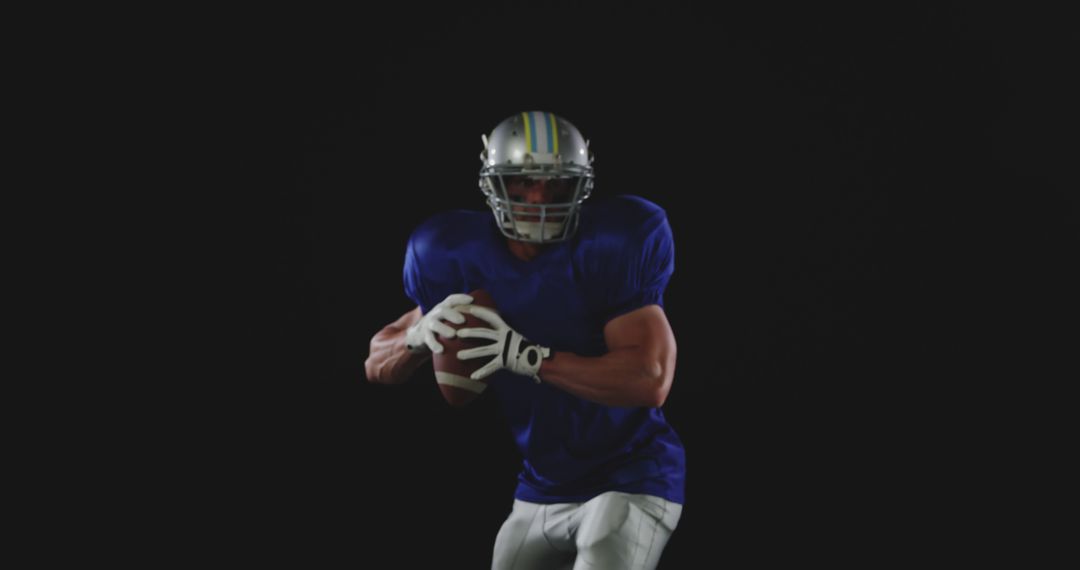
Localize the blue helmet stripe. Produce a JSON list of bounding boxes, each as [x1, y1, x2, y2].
[[529, 112, 539, 153]]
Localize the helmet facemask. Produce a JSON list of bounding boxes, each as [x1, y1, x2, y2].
[[479, 170, 593, 243]]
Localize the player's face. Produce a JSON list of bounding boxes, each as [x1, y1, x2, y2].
[[504, 176, 575, 222]]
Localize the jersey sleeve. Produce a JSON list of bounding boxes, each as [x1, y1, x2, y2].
[[593, 196, 676, 323], [402, 214, 465, 314]]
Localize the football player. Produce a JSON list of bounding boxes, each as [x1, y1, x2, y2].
[[365, 111, 685, 569]]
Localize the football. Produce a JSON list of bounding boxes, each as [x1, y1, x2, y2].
[[432, 289, 498, 407]]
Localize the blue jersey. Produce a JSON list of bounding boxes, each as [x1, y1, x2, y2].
[[403, 195, 686, 504]]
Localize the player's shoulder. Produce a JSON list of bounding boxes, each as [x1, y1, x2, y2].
[[580, 195, 670, 237], [408, 209, 490, 258], [590, 194, 667, 219]]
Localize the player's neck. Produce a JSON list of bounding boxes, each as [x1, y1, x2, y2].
[[507, 239, 546, 262]]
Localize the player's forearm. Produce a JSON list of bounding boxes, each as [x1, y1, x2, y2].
[[538, 347, 674, 408], [364, 326, 430, 384]]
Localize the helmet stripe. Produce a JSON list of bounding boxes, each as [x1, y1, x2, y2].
[[529, 111, 542, 153], [531, 111, 546, 153], [530, 111, 550, 154], [547, 112, 559, 154], [521, 112, 534, 153]]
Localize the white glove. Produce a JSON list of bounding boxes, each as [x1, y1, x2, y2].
[[456, 305, 551, 382], [404, 293, 474, 354]]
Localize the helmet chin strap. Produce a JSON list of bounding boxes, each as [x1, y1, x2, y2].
[[504, 220, 566, 242]]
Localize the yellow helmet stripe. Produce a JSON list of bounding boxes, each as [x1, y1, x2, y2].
[[522, 112, 534, 153], [547, 112, 559, 154]]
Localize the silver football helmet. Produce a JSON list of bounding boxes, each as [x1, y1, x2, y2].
[[479, 111, 595, 243]]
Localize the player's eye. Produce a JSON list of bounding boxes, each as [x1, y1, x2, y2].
[[546, 180, 575, 198]]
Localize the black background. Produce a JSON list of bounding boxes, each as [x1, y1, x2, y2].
[[165, 3, 1074, 567]]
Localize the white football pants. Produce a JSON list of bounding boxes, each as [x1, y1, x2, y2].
[[491, 491, 682, 570]]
